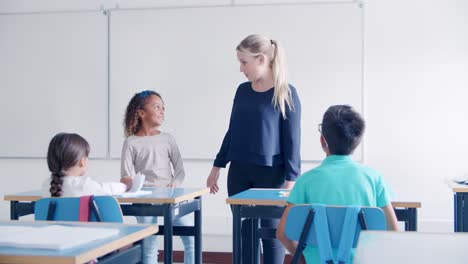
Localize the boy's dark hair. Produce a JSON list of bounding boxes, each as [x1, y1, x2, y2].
[[321, 105, 365, 155], [47, 133, 90, 197], [123, 90, 162, 137]]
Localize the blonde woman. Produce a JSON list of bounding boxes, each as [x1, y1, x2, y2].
[[206, 34, 301, 264]]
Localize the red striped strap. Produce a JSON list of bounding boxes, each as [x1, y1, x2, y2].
[[78, 195, 93, 222]]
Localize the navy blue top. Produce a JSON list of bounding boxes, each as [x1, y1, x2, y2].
[[214, 82, 301, 181]]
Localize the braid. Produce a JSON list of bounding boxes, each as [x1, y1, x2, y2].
[[47, 132, 90, 197], [50, 172, 64, 197]]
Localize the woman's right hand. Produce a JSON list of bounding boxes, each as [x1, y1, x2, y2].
[[206, 167, 221, 194]]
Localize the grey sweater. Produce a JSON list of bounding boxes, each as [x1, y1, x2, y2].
[[121, 132, 185, 187]]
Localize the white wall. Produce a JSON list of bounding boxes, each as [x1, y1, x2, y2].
[[1, 0, 468, 251], [364, 0, 468, 232]]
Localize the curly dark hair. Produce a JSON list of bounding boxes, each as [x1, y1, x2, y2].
[[123, 90, 162, 137], [47, 133, 90, 197]]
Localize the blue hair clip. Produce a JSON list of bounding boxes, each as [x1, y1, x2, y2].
[[138, 90, 151, 98]]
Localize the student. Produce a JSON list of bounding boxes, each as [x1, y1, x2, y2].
[[206, 34, 301, 264], [120, 90, 194, 264], [276, 105, 399, 264], [43, 132, 130, 197]]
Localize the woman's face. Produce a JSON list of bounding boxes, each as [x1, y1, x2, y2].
[[139, 95, 165, 127], [237, 51, 266, 82]]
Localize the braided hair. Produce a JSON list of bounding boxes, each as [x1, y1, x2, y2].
[[47, 133, 90, 197], [123, 90, 162, 137], [321, 105, 365, 155]]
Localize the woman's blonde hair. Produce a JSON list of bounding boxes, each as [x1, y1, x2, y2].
[[237, 34, 294, 119]]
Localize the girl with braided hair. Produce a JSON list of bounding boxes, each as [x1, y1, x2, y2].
[[43, 132, 129, 197], [121, 90, 194, 264]]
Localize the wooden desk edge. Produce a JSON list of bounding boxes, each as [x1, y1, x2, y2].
[[392, 201, 421, 208], [4, 195, 41, 202], [4, 188, 210, 204], [226, 198, 421, 208], [226, 198, 287, 206], [451, 186, 468, 193]]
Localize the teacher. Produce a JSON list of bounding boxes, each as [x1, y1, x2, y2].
[[206, 34, 301, 264]]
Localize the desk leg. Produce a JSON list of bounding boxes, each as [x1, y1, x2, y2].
[[406, 208, 417, 231], [233, 205, 241, 264], [195, 196, 202, 264], [455, 192, 467, 232], [252, 218, 260, 264], [10, 201, 19, 220], [164, 204, 173, 264]]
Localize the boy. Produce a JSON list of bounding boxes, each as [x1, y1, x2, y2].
[[276, 105, 398, 263]]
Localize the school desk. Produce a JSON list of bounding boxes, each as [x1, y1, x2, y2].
[[448, 181, 468, 232], [226, 188, 421, 264], [0, 220, 157, 264], [4, 187, 209, 264], [354, 230, 468, 263]]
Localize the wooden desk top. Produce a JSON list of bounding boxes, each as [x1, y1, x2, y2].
[[226, 188, 421, 208], [4, 187, 210, 204], [447, 180, 468, 193], [0, 221, 157, 264]]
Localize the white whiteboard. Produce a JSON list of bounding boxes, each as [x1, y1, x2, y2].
[[108, 3, 364, 160], [0, 12, 108, 158]]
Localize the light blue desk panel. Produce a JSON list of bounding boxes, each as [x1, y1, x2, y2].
[[0, 220, 157, 264], [227, 188, 289, 204]]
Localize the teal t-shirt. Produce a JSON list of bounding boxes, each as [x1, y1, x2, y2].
[[287, 155, 391, 263]]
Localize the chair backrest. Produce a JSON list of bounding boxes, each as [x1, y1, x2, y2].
[[35, 196, 123, 223], [285, 204, 386, 264]]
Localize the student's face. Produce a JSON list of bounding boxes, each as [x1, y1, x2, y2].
[[237, 51, 266, 82], [139, 95, 165, 127]]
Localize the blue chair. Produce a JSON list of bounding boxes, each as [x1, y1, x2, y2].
[[35, 196, 123, 223], [34, 196, 146, 264], [285, 204, 387, 264]]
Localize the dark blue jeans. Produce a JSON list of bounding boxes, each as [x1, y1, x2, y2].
[[228, 161, 286, 264]]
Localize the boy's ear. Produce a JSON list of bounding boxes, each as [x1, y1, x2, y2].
[[320, 135, 329, 149]]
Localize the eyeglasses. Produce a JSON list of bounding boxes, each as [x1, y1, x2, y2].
[[318, 123, 322, 134]]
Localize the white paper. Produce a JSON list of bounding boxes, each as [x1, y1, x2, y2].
[[129, 173, 146, 192], [0, 225, 120, 250]]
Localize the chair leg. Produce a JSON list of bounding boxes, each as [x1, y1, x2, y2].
[[46, 201, 56, 221], [291, 209, 315, 264]]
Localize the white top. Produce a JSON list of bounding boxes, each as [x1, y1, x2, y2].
[[121, 132, 185, 187], [42, 176, 127, 197]]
